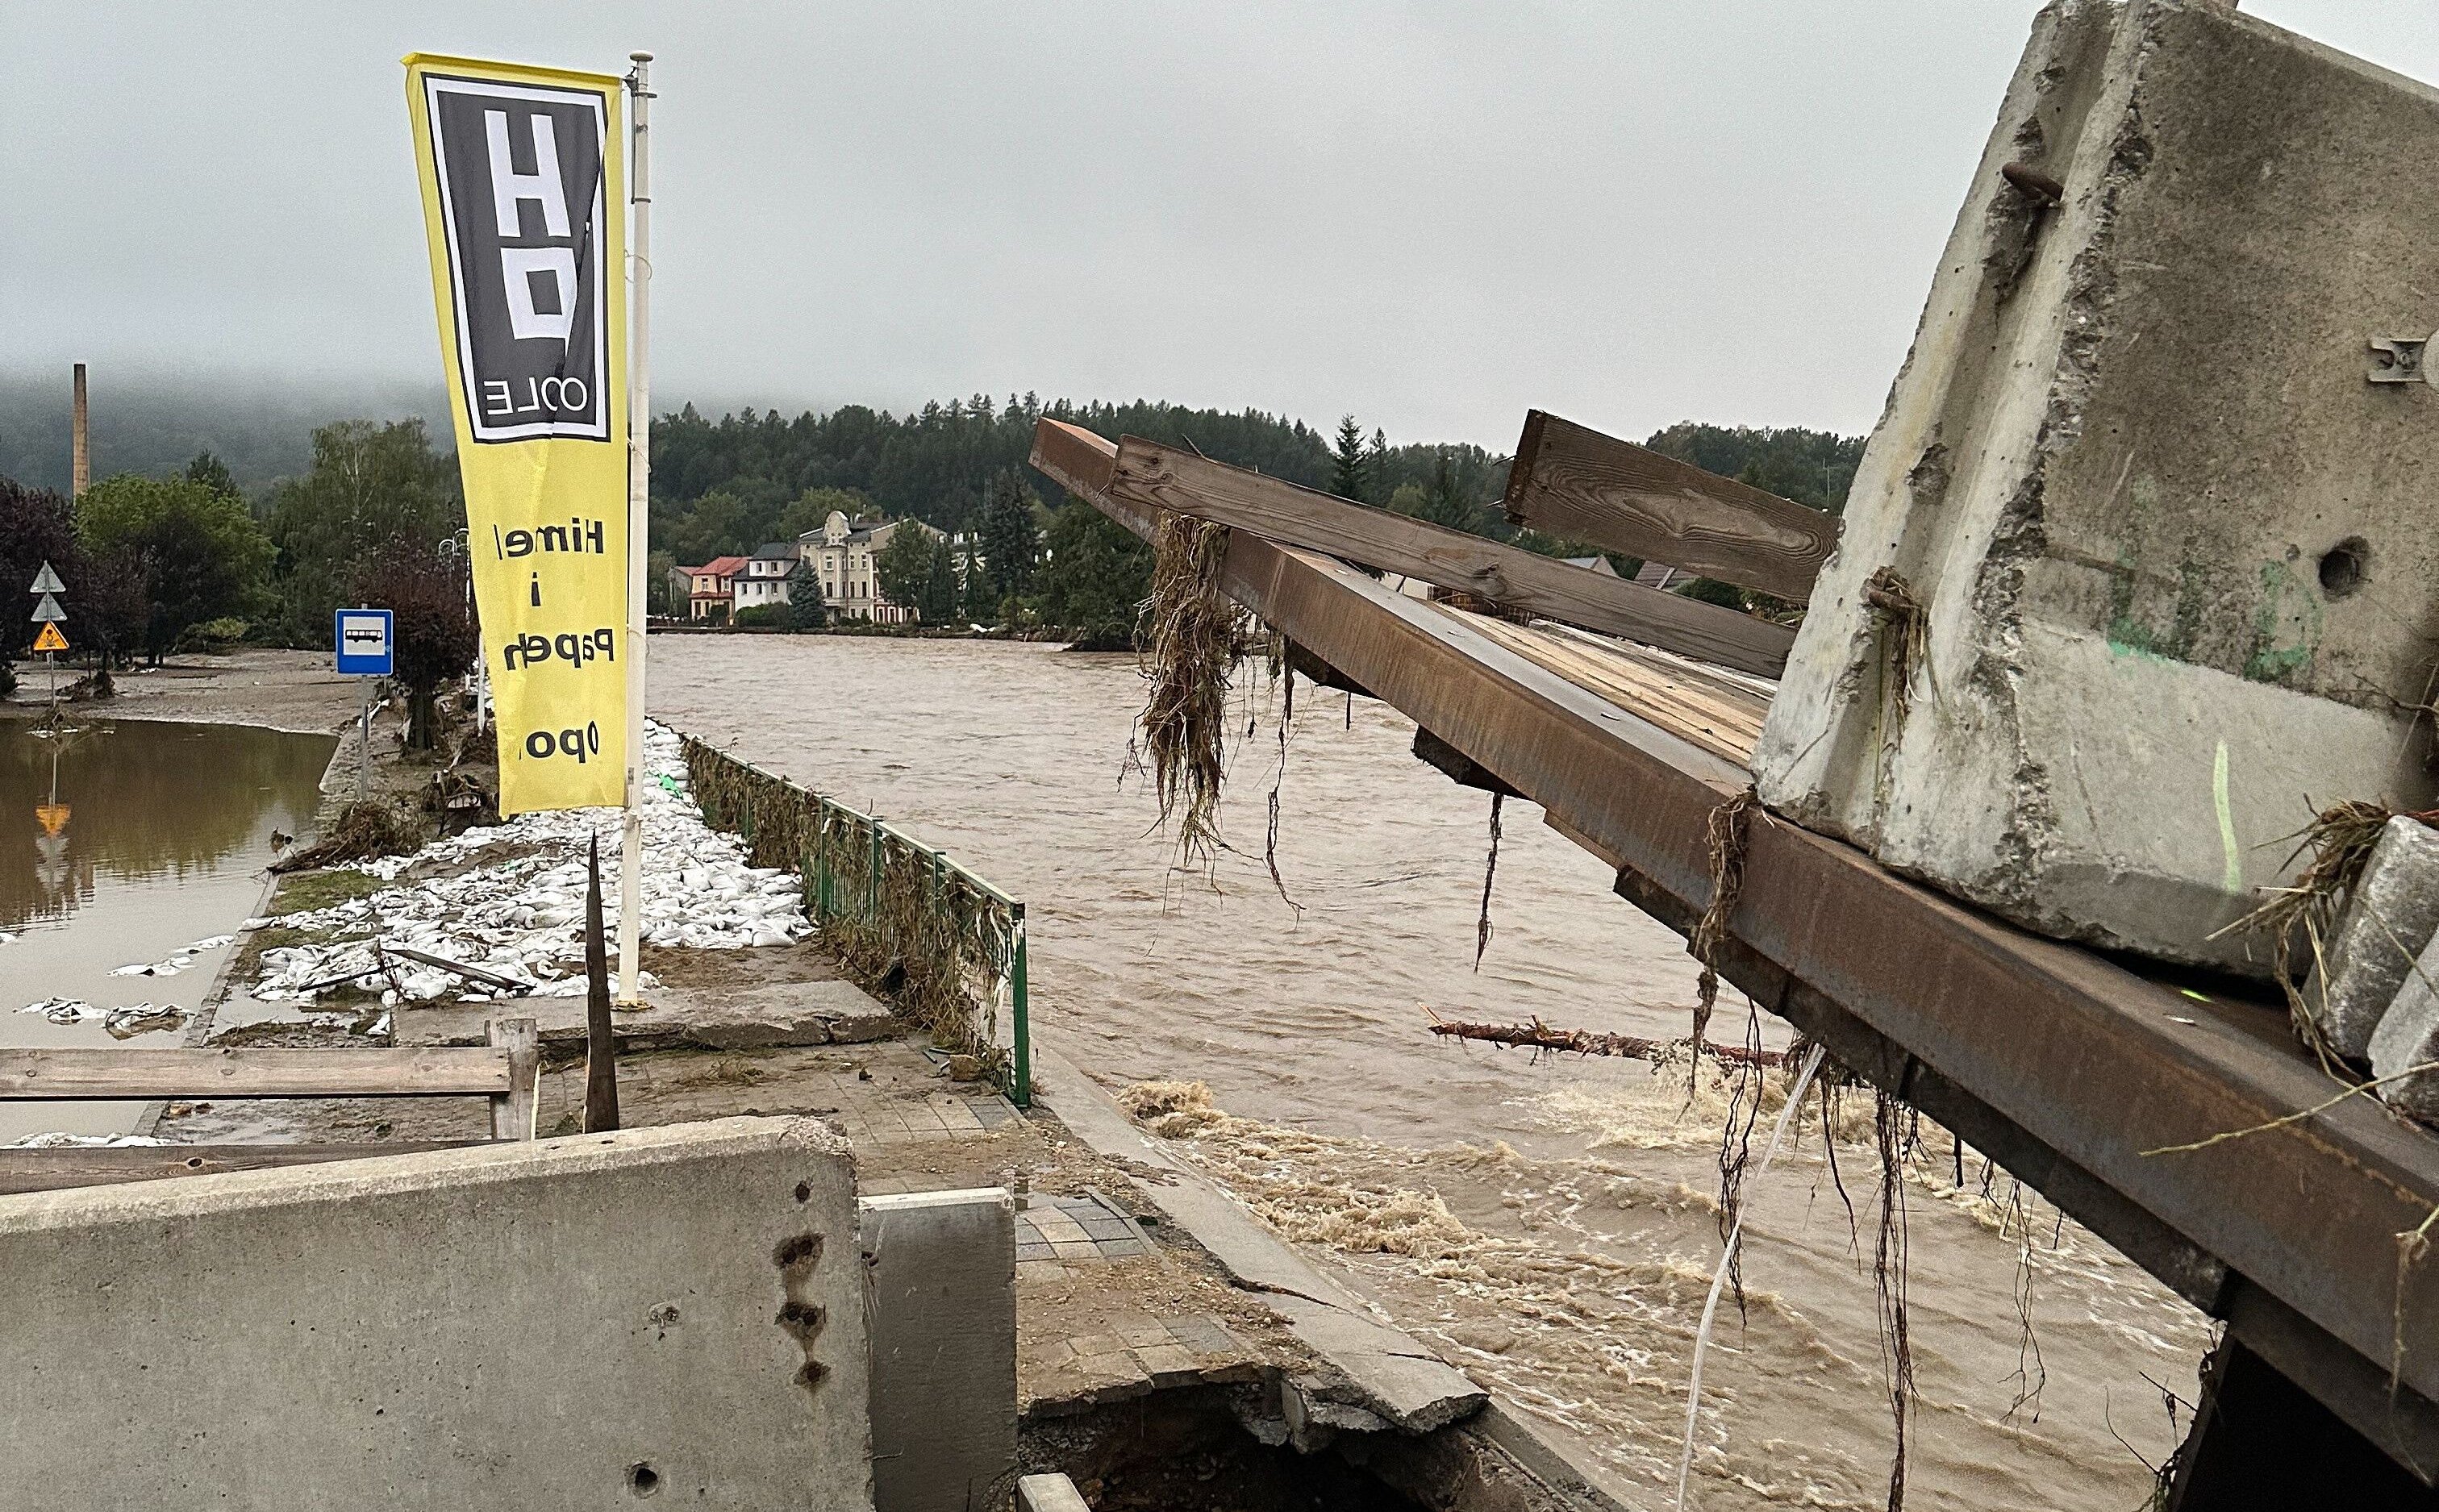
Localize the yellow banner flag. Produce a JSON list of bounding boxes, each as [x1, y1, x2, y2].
[[406, 53, 628, 813]]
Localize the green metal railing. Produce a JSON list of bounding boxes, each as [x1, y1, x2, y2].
[[680, 736, 1030, 1105]]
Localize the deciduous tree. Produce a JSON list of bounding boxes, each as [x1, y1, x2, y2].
[[873, 522, 935, 621], [265, 419, 460, 644], [75, 473, 274, 664], [352, 536, 477, 752]]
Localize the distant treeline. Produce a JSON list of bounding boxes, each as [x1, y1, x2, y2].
[[648, 394, 1858, 565], [0, 373, 1864, 656]]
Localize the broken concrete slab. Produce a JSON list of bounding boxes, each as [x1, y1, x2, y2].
[[388, 977, 897, 1057], [1753, 0, 2439, 974], [2307, 816, 2439, 1059], [0, 1117, 871, 1510], [861, 1189, 1018, 1512], [1016, 1474, 1092, 1512], [1264, 1296, 1486, 1435], [1029, 1041, 1485, 1435], [2369, 934, 2439, 1122]]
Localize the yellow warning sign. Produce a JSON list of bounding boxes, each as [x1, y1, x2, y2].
[[35, 803, 69, 838], [31, 623, 66, 653]]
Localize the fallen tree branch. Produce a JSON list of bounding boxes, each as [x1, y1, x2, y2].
[[1424, 1010, 1787, 1068]]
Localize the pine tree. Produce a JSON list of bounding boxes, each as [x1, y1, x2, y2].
[[1329, 414, 1369, 504], [1365, 428, 1390, 506], [978, 469, 1039, 603], [184, 451, 240, 499], [786, 560, 825, 630]]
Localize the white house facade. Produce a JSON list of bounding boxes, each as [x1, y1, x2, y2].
[[732, 542, 801, 613]]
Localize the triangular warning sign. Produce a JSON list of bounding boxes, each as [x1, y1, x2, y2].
[[31, 623, 67, 653], [29, 561, 65, 595], [32, 592, 65, 623]]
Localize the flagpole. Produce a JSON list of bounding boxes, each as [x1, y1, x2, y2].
[[618, 51, 654, 1006]]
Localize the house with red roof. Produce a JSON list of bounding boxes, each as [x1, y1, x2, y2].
[[675, 555, 748, 622]]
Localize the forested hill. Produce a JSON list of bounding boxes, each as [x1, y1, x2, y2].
[[647, 395, 1859, 566]]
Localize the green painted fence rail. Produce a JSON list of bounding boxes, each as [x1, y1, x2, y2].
[[678, 735, 1031, 1106]]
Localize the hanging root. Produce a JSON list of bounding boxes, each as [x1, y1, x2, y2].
[[1474, 793, 1504, 971], [1874, 1090, 1917, 1512], [1864, 566, 1930, 723], [2220, 799, 2434, 1062], [2003, 1179, 2048, 1423], [1137, 515, 1249, 874], [1687, 788, 1761, 1080], [1714, 1001, 1770, 1309], [1263, 662, 1303, 916]]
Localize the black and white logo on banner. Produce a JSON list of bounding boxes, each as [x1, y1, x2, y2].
[[422, 75, 611, 444]]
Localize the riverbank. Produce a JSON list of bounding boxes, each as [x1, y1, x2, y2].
[[1, 648, 366, 735]]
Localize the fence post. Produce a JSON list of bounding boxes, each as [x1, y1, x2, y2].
[[813, 802, 831, 923], [1011, 902, 1030, 1109], [868, 819, 882, 923]]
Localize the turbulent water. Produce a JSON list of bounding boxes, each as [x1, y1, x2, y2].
[[652, 634, 2211, 1510]]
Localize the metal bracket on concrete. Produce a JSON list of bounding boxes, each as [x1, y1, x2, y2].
[[2369, 333, 2434, 385]]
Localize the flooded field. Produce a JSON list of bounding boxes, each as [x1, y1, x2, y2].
[[652, 634, 2212, 1510], [0, 717, 334, 1143]]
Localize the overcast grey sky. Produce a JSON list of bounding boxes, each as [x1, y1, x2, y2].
[[10, 2, 2439, 448]]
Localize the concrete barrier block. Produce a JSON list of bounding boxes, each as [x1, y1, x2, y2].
[[2308, 816, 2439, 1058], [861, 1189, 1017, 1512], [0, 1116, 871, 1510], [1753, 0, 2439, 973]]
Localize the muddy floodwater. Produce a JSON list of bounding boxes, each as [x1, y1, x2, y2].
[[0, 718, 334, 1143], [656, 635, 2212, 1510]]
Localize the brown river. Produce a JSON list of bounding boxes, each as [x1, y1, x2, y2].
[[653, 635, 2212, 1512]]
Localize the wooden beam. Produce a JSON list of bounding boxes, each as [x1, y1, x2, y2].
[[1503, 409, 1838, 602], [0, 1142, 482, 1196], [1106, 435, 1793, 678], [0, 1047, 513, 1100]]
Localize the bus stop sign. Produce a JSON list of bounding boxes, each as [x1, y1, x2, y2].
[[336, 609, 395, 677]]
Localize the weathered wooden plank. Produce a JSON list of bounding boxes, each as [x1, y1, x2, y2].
[[1107, 435, 1794, 678], [0, 1142, 481, 1195], [0, 1048, 512, 1100], [490, 1016, 541, 1141], [1503, 409, 1839, 602]]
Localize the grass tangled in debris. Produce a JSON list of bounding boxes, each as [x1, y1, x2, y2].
[[1136, 515, 1247, 874], [2223, 798, 2425, 1062], [270, 801, 419, 873]]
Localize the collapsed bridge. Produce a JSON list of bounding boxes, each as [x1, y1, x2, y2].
[[1028, 8, 2439, 1497]]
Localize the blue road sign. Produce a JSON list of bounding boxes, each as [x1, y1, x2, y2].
[[336, 609, 396, 677]]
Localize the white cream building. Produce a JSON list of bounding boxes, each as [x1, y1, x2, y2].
[[798, 510, 940, 624]]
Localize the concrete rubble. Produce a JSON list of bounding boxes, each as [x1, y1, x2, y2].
[[1753, 0, 2439, 974], [2306, 816, 2439, 1060]]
